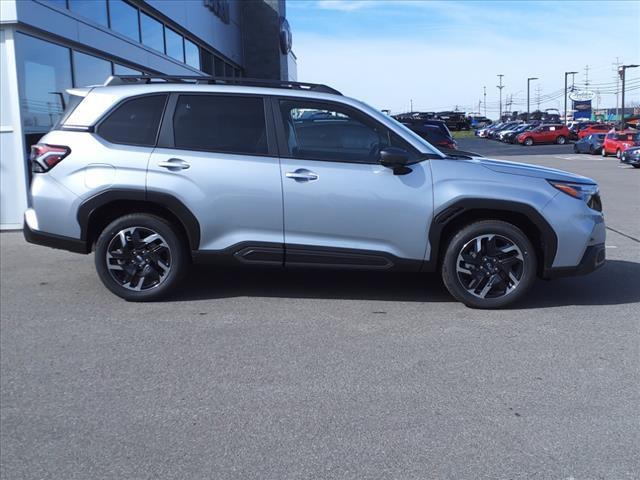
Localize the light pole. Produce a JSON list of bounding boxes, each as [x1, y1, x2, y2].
[[527, 77, 538, 121], [564, 71, 578, 125], [497, 74, 504, 121], [483, 86, 487, 117], [619, 64, 639, 126]]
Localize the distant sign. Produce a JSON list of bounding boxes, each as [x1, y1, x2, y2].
[[569, 90, 596, 102], [573, 100, 592, 120]]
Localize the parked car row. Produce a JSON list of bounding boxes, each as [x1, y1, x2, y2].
[[476, 121, 570, 146], [393, 116, 458, 151]]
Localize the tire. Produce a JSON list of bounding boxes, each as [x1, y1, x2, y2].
[[616, 149, 622, 159], [524, 137, 534, 146], [573, 145, 578, 153], [94, 213, 189, 301], [556, 135, 566, 145], [601, 148, 607, 157], [589, 145, 595, 155], [441, 220, 537, 309], [633, 164, 640, 169]]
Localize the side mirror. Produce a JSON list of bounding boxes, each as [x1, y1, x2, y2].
[[379, 147, 412, 175]]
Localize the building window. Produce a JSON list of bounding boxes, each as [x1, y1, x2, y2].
[[68, 0, 108, 27], [200, 50, 213, 76], [113, 64, 142, 75], [41, 0, 68, 8], [140, 12, 164, 53], [14, 33, 73, 135], [73, 51, 112, 87], [109, 0, 140, 41], [214, 57, 224, 77], [164, 28, 184, 62], [224, 63, 233, 77], [184, 39, 200, 70]]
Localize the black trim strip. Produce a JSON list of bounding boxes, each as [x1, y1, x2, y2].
[[23, 221, 89, 254], [544, 244, 605, 279]]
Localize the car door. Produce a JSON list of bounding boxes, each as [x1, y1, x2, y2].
[[147, 93, 284, 258], [274, 97, 433, 269]]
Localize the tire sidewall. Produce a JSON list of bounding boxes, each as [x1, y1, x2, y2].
[[441, 221, 537, 309], [95, 214, 188, 301]]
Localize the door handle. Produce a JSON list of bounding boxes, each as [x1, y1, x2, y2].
[[157, 158, 190, 170], [285, 169, 318, 182]]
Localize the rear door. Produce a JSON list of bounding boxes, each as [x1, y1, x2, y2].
[[147, 93, 284, 258]]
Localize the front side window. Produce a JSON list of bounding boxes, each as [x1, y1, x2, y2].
[[173, 95, 267, 155], [279, 100, 413, 164], [109, 0, 140, 41], [98, 95, 166, 146]]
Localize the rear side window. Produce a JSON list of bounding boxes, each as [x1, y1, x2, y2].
[[98, 95, 167, 146], [173, 95, 267, 155], [54, 94, 84, 129]]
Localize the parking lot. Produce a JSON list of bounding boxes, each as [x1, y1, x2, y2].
[[1, 140, 639, 479]]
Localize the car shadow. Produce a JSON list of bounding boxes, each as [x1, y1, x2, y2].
[[171, 259, 640, 308]]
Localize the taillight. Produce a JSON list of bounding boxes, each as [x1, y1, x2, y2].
[[30, 144, 70, 173]]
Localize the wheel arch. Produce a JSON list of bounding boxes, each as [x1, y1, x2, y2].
[[426, 199, 557, 277], [77, 189, 201, 251]]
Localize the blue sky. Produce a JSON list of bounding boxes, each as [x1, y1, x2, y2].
[[287, 0, 640, 115]]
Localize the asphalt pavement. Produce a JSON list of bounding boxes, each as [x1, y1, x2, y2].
[[1, 139, 639, 479]]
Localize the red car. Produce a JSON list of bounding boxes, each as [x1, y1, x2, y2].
[[577, 123, 614, 139], [601, 130, 640, 158], [517, 124, 570, 146]]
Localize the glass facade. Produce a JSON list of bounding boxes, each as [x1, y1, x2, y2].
[[109, 0, 140, 41], [68, 0, 108, 27], [164, 28, 184, 62], [184, 39, 200, 70], [73, 51, 112, 87], [14, 33, 72, 135], [113, 64, 142, 75], [141, 12, 164, 53]]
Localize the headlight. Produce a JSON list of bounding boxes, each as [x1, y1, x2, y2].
[[548, 180, 599, 202]]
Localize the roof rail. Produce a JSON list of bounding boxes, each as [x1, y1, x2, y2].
[[103, 75, 342, 95]]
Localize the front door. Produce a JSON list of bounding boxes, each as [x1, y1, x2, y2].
[[274, 98, 433, 269]]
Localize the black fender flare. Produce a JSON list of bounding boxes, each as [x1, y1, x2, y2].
[[425, 198, 558, 273], [77, 189, 201, 250]]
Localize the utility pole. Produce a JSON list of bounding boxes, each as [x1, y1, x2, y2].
[[620, 64, 639, 127], [535, 85, 542, 110], [564, 70, 578, 125], [483, 86, 487, 117], [612, 57, 622, 121], [410, 99, 413, 113], [497, 74, 504, 121], [527, 77, 538, 122], [584, 64, 590, 91]]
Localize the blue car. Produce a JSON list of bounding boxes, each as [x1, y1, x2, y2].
[[573, 134, 605, 155]]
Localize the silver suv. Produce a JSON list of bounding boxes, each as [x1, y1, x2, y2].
[[24, 76, 606, 308]]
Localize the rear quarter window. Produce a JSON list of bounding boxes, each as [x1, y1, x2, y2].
[[97, 95, 167, 146]]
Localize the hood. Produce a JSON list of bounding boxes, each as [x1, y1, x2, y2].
[[478, 157, 596, 184]]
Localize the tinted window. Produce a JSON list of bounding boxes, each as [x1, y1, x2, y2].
[[14, 33, 73, 133], [109, 0, 139, 41], [279, 100, 413, 164], [98, 95, 166, 146], [113, 63, 142, 75], [165, 28, 184, 62], [185, 39, 200, 70], [200, 50, 214, 75], [140, 12, 164, 52], [214, 57, 224, 76], [73, 51, 112, 87], [173, 95, 267, 155], [68, 0, 108, 26]]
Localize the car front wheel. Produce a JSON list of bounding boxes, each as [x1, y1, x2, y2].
[[616, 149, 622, 159], [441, 220, 537, 309], [601, 148, 607, 157], [524, 137, 534, 146], [95, 214, 188, 301], [556, 135, 566, 145]]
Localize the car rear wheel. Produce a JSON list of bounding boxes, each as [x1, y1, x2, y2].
[[589, 145, 595, 154], [95, 214, 188, 301], [441, 220, 537, 309], [524, 137, 534, 146], [573, 145, 579, 153], [556, 135, 566, 145]]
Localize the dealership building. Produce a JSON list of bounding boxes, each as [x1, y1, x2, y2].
[[0, 0, 296, 229]]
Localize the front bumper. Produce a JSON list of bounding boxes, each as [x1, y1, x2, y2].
[[621, 154, 640, 166], [544, 243, 606, 279]]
